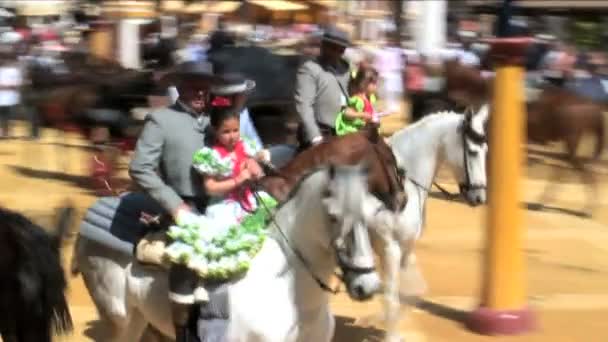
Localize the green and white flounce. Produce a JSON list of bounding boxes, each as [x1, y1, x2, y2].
[[192, 139, 261, 177], [164, 193, 278, 281]]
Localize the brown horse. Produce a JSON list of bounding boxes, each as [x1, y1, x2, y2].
[[443, 58, 493, 112], [407, 58, 492, 121], [527, 84, 606, 216], [259, 124, 407, 213]]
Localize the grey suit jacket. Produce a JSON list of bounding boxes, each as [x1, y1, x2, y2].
[[294, 58, 350, 142], [129, 102, 209, 214]]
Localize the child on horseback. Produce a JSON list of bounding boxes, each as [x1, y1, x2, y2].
[[335, 65, 380, 136], [164, 105, 276, 301]]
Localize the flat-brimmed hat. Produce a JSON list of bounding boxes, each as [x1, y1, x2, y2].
[[321, 26, 351, 48], [161, 61, 216, 85], [211, 73, 256, 95]]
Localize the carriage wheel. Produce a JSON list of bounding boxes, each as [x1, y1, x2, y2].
[[89, 145, 124, 196]]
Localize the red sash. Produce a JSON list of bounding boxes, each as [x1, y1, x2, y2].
[[212, 141, 255, 212]]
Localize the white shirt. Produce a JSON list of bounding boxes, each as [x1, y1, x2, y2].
[[0, 65, 22, 106]]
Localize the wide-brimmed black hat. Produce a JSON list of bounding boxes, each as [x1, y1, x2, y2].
[[161, 61, 217, 85], [321, 26, 351, 48], [211, 72, 256, 95]]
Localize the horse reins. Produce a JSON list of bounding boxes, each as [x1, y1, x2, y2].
[[250, 186, 343, 294]]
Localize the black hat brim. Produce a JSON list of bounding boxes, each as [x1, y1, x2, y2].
[[322, 36, 351, 48]]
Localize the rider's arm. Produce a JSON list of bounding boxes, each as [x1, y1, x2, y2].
[[203, 171, 251, 197], [294, 62, 323, 144], [129, 114, 185, 216]]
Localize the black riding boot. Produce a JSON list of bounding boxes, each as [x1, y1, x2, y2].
[[169, 264, 199, 342]]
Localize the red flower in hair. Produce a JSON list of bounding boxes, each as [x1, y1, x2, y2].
[[211, 96, 232, 107]]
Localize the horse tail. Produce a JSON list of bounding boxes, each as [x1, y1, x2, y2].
[[594, 110, 606, 160], [1, 207, 74, 336], [49, 203, 76, 335], [70, 235, 81, 276]]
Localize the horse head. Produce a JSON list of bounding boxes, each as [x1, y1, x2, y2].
[[322, 163, 383, 300], [455, 104, 489, 206]]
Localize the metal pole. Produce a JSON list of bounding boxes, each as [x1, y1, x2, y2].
[[466, 0, 535, 335]]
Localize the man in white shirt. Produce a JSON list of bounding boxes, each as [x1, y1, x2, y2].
[[0, 54, 23, 138]]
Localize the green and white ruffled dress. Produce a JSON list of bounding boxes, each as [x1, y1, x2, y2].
[[164, 138, 277, 281]]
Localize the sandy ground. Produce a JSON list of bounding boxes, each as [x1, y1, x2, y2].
[[1, 115, 607, 341]]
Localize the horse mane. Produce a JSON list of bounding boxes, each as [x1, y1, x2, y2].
[[0, 207, 73, 337], [266, 166, 331, 212], [400, 111, 461, 131], [390, 111, 463, 151], [260, 124, 406, 211]]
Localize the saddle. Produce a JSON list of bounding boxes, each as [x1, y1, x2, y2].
[[79, 192, 165, 256]]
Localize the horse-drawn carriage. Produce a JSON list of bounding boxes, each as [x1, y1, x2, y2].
[[207, 45, 305, 146], [25, 50, 157, 193], [25, 44, 306, 195]]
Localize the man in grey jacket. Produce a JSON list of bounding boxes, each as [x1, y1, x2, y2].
[[295, 26, 352, 147], [129, 60, 216, 342]]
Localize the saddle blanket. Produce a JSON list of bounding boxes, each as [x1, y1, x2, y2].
[[79, 192, 164, 255]]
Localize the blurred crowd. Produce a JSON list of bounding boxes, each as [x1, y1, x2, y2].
[[1, 8, 608, 140]]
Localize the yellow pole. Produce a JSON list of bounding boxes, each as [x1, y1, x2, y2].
[[466, 36, 536, 335]]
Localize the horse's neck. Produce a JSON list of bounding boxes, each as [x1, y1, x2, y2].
[[392, 114, 461, 188], [266, 181, 336, 309]]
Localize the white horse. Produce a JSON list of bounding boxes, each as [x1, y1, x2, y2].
[[72, 164, 397, 341], [377, 105, 489, 341], [390, 105, 489, 239]]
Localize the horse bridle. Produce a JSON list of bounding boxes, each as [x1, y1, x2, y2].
[[409, 116, 487, 200], [251, 185, 376, 294], [459, 117, 487, 194]]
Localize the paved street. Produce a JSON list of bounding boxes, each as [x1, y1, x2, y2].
[[1, 120, 607, 341]]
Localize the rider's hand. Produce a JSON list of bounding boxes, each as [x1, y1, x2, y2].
[[174, 205, 199, 227], [243, 158, 264, 180], [236, 169, 252, 184], [255, 149, 271, 163]]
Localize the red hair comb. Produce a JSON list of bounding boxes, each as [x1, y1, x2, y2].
[[211, 96, 232, 107]]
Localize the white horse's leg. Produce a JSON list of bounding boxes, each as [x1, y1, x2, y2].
[[383, 236, 402, 342], [140, 326, 172, 342], [76, 237, 132, 341], [127, 263, 175, 339], [113, 311, 148, 342]]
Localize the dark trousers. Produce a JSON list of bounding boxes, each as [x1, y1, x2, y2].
[[0, 106, 14, 137], [169, 196, 207, 342]]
